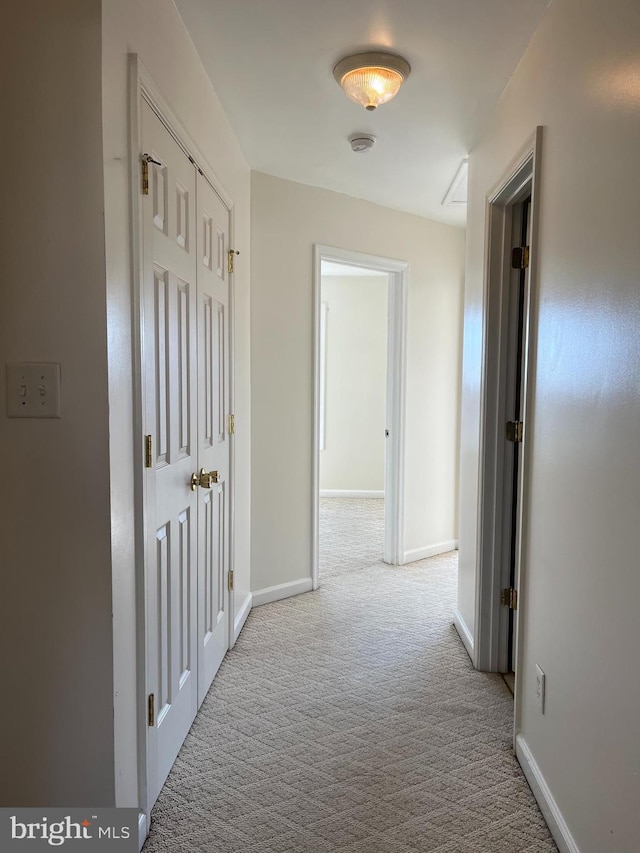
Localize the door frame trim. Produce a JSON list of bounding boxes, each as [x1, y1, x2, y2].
[[311, 244, 408, 587], [474, 127, 542, 706], [127, 54, 237, 820]]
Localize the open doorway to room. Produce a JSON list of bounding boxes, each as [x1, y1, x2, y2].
[[312, 246, 408, 589], [318, 260, 389, 579], [502, 192, 531, 692], [475, 129, 541, 718]]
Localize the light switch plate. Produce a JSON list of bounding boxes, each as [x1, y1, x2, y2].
[[6, 362, 62, 418]]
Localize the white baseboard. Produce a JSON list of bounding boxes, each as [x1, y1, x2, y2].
[[402, 540, 458, 563], [252, 577, 313, 607], [319, 490, 384, 499], [516, 734, 580, 853], [233, 592, 252, 644], [453, 608, 474, 662], [138, 812, 148, 851]]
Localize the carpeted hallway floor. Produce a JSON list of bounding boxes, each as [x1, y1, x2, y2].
[[143, 498, 557, 852]]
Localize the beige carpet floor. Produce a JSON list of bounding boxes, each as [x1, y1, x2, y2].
[[143, 498, 557, 852]]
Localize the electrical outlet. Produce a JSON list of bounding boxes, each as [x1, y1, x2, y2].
[[6, 363, 62, 418], [535, 664, 546, 714]]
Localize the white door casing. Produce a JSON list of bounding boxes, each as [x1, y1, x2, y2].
[[312, 245, 408, 585], [475, 127, 542, 707], [196, 173, 231, 706], [499, 197, 532, 674], [141, 101, 199, 806]]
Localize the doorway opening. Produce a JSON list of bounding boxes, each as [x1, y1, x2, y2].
[[503, 193, 531, 689], [318, 260, 388, 579], [312, 246, 408, 588], [475, 129, 542, 707]]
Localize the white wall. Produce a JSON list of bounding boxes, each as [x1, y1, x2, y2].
[[458, 0, 640, 849], [251, 172, 465, 592], [0, 0, 115, 805], [319, 275, 387, 493], [102, 0, 251, 806]]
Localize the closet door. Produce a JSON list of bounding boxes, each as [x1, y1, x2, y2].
[[196, 172, 231, 706], [141, 101, 198, 806]]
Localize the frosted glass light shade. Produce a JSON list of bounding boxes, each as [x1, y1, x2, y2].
[[334, 52, 411, 111]]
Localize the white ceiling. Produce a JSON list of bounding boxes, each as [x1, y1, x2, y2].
[[175, 0, 551, 226]]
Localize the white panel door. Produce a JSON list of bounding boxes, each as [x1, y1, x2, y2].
[[141, 102, 199, 806], [196, 173, 231, 705]]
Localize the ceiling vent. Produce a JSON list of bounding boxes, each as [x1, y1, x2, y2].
[[442, 159, 468, 205]]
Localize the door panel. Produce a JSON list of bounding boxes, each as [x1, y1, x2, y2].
[[142, 102, 199, 806], [197, 174, 231, 705], [500, 196, 531, 674]]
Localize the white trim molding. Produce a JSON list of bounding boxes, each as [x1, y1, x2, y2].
[[312, 244, 408, 589], [403, 540, 458, 564], [320, 490, 384, 499], [516, 735, 581, 853], [232, 592, 252, 645], [137, 812, 148, 852], [453, 609, 474, 662], [252, 578, 313, 607], [319, 301, 328, 451]]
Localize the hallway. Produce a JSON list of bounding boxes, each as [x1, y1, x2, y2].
[[319, 497, 387, 578], [144, 500, 556, 852]]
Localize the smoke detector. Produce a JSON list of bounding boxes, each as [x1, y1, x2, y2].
[[350, 134, 376, 153]]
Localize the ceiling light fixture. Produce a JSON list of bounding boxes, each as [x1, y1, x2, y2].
[[333, 51, 411, 111]]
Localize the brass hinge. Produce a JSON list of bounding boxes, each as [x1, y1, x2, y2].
[[141, 158, 149, 195], [148, 693, 155, 727], [228, 414, 235, 435], [501, 588, 518, 610], [506, 421, 523, 443], [145, 435, 153, 468], [511, 245, 530, 270], [228, 249, 239, 274], [141, 154, 162, 195], [228, 570, 234, 592]]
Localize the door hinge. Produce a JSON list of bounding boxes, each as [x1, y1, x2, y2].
[[228, 249, 239, 274], [511, 245, 530, 270], [228, 414, 235, 435], [145, 435, 153, 468], [501, 588, 518, 610], [506, 421, 523, 443], [148, 693, 155, 727], [141, 154, 162, 195], [228, 570, 234, 592]]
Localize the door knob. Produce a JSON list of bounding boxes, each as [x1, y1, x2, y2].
[[190, 469, 220, 491]]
